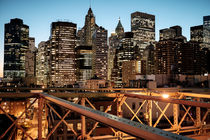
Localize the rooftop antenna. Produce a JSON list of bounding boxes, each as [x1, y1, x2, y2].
[[89, 0, 91, 8]]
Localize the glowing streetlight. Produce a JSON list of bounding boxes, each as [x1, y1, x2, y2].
[[162, 94, 169, 99]]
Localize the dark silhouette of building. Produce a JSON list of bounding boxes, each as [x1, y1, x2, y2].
[[75, 45, 93, 85], [203, 15, 210, 50], [108, 18, 124, 84], [4, 18, 29, 85], [156, 26, 208, 75], [190, 25, 203, 43]]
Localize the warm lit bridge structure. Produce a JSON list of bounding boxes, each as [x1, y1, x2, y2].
[[0, 87, 210, 140]]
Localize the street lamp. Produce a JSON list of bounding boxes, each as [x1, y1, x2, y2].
[[162, 94, 169, 99]]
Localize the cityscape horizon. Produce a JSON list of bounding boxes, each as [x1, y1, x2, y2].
[[0, 0, 210, 77]]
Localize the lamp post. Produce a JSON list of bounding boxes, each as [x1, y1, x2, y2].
[[204, 73, 208, 88]]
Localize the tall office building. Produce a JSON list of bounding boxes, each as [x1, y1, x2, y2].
[[36, 41, 50, 86], [142, 44, 155, 74], [160, 26, 182, 41], [156, 26, 205, 75], [108, 19, 124, 81], [49, 21, 77, 87], [191, 15, 210, 49], [75, 46, 93, 85], [113, 32, 138, 87], [25, 37, 37, 86], [4, 18, 29, 84], [78, 8, 108, 80], [93, 26, 108, 80], [190, 25, 203, 43], [131, 12, 155, 56], [203, 15, 210, 49]]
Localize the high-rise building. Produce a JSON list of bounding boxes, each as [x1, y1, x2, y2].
[[78, 8, 108, 81], [25, 37, 37, 86], [190, 25, 203, 43], [155, 40, 183, 75], [191, 15, 210, 49], [75, 45, 93, 85], [142, 44, 155, 74], [49, 21, 77, 87], [113, 32, 138, 87], [108, 18, 124, 81], [160, 26, 182, 41], [156, 26, 205, 75], [203, 15, 210, 49], [36, 41, 50, 86], [131, 11, 155, 56], [122, 60, 146, 87], [4, 18, 29, 84], [93, 26, 108, 80]]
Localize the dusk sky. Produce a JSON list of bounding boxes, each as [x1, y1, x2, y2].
[[0, 0, 210, 77]]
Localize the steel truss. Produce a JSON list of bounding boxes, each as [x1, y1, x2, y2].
[[0, 88, 209, 139]]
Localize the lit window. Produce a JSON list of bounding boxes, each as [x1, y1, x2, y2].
[[67, 123, 73, 131], [77, 123, 81, 130], [100, 106, 104, 112]]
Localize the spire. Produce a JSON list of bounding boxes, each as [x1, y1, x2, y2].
[[88, 7, 93, 15], [115, 17, 124, 35], [116, 17, 123, 29]]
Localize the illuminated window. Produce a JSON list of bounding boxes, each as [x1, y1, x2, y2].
[[100, 106, 104, 112], [77, 123, 81, 130], [67, 123, 73, 131]]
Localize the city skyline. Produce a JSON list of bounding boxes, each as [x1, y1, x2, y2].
[[0, 0, 210, 77]]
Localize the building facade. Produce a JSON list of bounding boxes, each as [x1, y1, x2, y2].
[[156, 26, 207, 75], [36, 41, 50, 86], [108, 19, 124, 82], [203, 15, 210, 49], [4, 18, 29, 85], [78, 8, 108, 81], [25, 37, 37, 86], [49, 22, 77, 87], [131, 11, 155, 56], [75, 45, 93, 86]]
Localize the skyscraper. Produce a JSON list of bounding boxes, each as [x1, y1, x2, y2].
[[36, 41, 50, 86], [203, 15, 210, 50], [78, 8, 108, 81], [113, 32, 138, 87], [190, 25, 203, 43], [25, 37, 37, 86], [108, 18, 124, 81], [49, 21, 77, 87], [75, 45, 93, 85], [4, 18, 29, 84], [160, 26, 182, 41], [93, 26, 108, 80], [131, 12, 155, 56], [156, 26, 205, 75]]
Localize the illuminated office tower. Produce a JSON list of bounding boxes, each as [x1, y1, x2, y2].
[[108, 18, 124, 81], [75, 46, 93, 85], [49, 21, 77, 87], [36, 41, 50, 86], [131, 12, 155, 56], [4, 18, 29, 84], [190, 25, 203, 43], [203, 16, 210, 49], [78, 8, 108, 80]]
